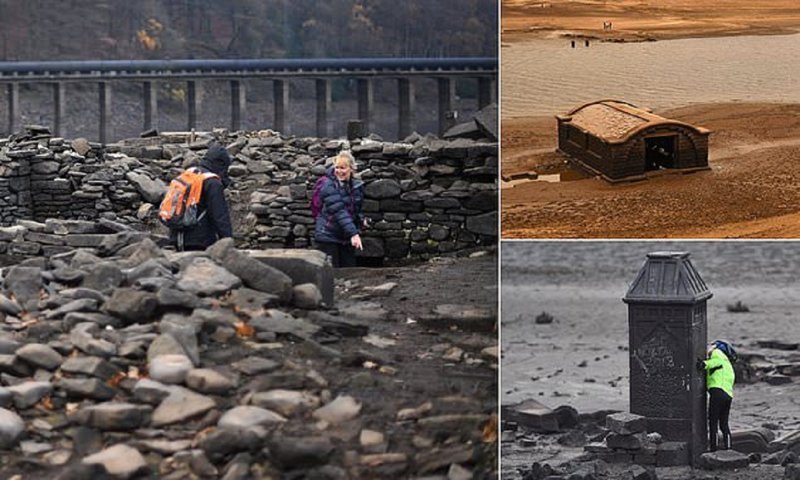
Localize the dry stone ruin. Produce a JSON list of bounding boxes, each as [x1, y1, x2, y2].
[[0, 123, 497, 264]]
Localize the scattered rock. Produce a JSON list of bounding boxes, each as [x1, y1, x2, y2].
[[698, 450, 750, 470], [218, 405, 286, 429], [0, 408, 25, 449], [82, 443, 149, 479], [313, 395, 362, 425], [149, 354, 194, 384], [606, 412, 647, 435], [185, 368, 236, 394], [15, 343, 64, 370], [292, 283, 322, 309], [151, 387, 216, 426]]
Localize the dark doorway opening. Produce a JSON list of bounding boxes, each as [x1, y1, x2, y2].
[[645, 135, 677, 171]]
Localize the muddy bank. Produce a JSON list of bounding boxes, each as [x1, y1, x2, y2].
[[501, 241, 800, 479], [502, 0, 800, 42], [501, 102, 800, 238]]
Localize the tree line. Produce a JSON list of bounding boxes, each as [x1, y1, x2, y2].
[[0, 0, 497, 60]]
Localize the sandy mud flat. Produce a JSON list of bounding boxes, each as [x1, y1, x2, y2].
[[502, 0, 800, 42], [502, 103, 800, 239], [501, 241, 800, 479]]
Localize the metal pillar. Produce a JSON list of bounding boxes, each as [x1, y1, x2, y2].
[[187, 80, 200, 130], [623, 252, 710, 466], [357, 78, 374, 134], [230, 79, 246, 131], [478, 77, 493, 109], [143, 81, 158, 131], [53, 82, 65, 137], [273, 79, 289, 135], [398, 77, 415, 139], [315, 78, 331, 138], [98, 82, 111, 144], [437, 77, 455, 135], [6, 83, 18, 135]]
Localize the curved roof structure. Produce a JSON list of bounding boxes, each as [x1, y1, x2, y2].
[[558, 100, 710, 143]]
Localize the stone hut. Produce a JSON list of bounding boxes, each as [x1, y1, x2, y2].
[[556, 100, 711, 182]]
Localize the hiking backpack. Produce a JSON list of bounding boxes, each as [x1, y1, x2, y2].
[[159, 168, 219, 229], [310, 175, 328, 220]]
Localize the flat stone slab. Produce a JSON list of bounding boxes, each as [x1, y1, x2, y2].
[[75, 402, 152, 431], [698, 450, 750, 470], [246, 249, 334, 306], [606, 412, 647, 435], [151, 387, 216, 426], [501, 399, 559, 433], [82, 443, 148, 479], [419, 304, 496, 333]]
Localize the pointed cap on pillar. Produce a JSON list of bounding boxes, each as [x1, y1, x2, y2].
[[623, 251, 712, 304]]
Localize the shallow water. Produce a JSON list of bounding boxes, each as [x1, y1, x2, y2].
[[502, 34, 800, 117]]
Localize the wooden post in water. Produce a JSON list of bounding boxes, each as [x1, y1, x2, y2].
[[397, 77, 415, 139], [315, 78, 331, 138], [437, 77, 455, 135], [273, 79, 289, 135], [98, 82, 111, 144], [357, 78, 374, 134], [230, 79, 246, 131], [187, 80, 200, 130], [6, 83, 19, 135], [143, 81, 158, 132], [53, 82, 65, 137]]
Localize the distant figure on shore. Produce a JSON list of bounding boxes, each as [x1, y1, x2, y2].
[[311, 151, 365, 267], [697, 340, 737, 451]]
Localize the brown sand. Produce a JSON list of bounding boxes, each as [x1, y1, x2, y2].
[[502, 0, 800, 42], [501, 103, 800, 238]]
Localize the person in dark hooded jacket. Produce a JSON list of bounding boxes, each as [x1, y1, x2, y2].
[[168, 143, 233, 250], [313, 151, 364, 267]]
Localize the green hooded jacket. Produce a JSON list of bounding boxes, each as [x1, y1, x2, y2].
[[705, 347, 735, 398]]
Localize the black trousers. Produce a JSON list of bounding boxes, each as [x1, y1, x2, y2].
[[317, 241, 357, 268], [709, 387, 733, 451]]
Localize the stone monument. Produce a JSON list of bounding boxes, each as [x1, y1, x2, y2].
[[623, 252, 711, 465]]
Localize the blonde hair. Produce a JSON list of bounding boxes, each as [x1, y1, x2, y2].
[[334, 151, 357, 172]]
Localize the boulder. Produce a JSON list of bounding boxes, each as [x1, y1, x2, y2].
[[206, 239, 292, 301], [82, 443, 149, 479]]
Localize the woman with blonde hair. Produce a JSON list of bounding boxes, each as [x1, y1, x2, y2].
[[310, 151, 365, 267]]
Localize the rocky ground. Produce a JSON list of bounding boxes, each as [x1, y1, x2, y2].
[[0, 229, 498, 479], [502, 102, 800, 238]]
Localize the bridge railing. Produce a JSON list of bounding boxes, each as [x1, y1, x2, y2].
[[1, 57, 497, 142]]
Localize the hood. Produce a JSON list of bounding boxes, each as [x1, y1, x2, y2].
[[200, 143, 233, 177]]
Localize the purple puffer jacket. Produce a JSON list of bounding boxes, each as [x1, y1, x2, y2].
[[313, 167, 364, 244]]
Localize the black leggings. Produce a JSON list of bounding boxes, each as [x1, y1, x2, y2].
[[316, 241, 357, 268], [709, 387, 732, 451]]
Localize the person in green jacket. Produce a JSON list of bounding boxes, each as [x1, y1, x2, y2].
[[697, 340, 737, 451]]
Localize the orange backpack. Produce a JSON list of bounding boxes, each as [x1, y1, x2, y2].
[[158, 168, 219, 229]]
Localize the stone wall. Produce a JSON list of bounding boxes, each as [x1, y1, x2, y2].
[[244, 135, 497, 260], [0, 126, 497, 262]]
